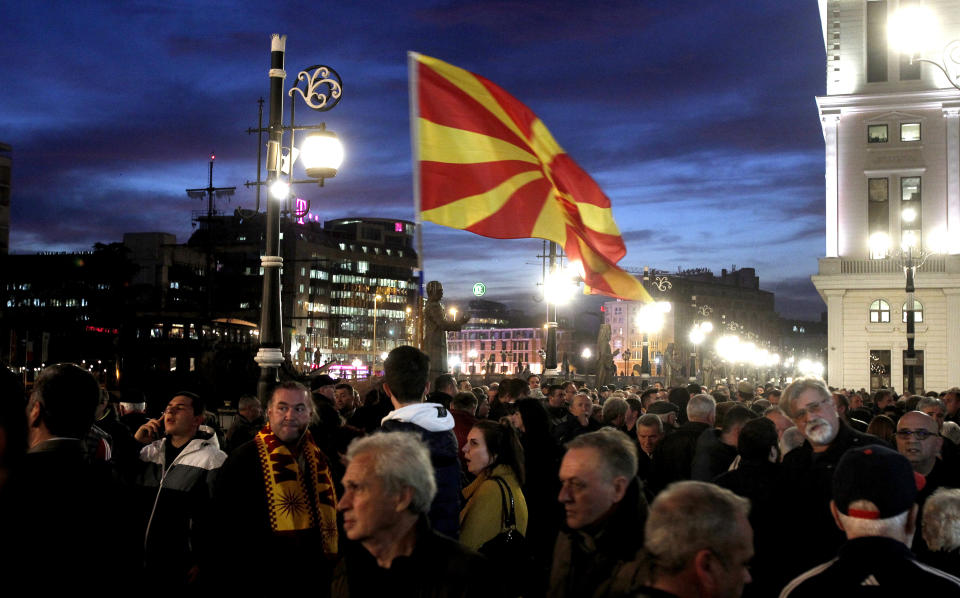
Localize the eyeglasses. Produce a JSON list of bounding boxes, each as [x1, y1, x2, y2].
[[792, 397, 832, 420], [895, 429, 937, 440]]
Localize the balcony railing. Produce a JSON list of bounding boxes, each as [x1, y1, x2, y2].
[[839, 256, 946, 274]]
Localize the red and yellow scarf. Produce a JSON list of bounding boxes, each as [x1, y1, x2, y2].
[[254, 423, 338, 556]]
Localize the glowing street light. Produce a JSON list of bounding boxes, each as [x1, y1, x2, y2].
[[252, 34, 345, 404], [888, 5, 939, 57], [636, 301, 671, 377], [688, 320, 714, 382]]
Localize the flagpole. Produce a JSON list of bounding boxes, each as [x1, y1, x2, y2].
[[408, 51, 425, 349]]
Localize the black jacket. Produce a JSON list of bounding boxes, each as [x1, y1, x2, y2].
[[781, 536, 960, 597], [548, 478, 648, 598], [332, 517, 505, 597], [780, 423, 881, 577], [650, 421, 710, 493]]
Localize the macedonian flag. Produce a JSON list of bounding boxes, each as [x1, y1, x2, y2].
[[409, 52, 651, 302]]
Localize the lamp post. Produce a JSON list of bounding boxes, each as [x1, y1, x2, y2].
[[252, 34, 344, 404], [889, 6, 960, 90], [688, 321, 714, 383], [637, 301, 671, 378], [622, 349, 632, 377], [468, 348, 478, 374]]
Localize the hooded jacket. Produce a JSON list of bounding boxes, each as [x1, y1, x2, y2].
[[137, 427, 227, 574], [382, 402, 461, 539]]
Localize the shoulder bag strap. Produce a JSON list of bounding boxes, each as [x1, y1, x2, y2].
[[490, 475, 517, 529]]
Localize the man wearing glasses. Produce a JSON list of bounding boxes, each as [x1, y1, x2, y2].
[[133, 391, 227, 587], [896, 411, 960, 561], [778, 378, 881, 584]]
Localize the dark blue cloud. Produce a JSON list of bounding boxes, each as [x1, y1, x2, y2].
[[1, 0, 828, 319]]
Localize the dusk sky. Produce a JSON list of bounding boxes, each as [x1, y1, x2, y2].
[[2, 1, 827, 321]]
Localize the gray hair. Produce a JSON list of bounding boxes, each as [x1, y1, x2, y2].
[[780, 377, 830, 419], [837, 500, 910, 541], [119, 401, 146, 411], [917, 396, 945, 413], [923, 488, 960, 552], [637, 413, 664, 433], [345, 432, 437, 514], [942, 422, 960, 445], [687, 393, 716, 421], [566, 428, 638, 480], [779, 426, 805, 458], [645, 481, 751, 576], [601, 397, 629, 425]]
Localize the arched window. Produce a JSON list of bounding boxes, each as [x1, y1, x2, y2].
[[870, 300, 890, 323], [902, 299, 924, 323]]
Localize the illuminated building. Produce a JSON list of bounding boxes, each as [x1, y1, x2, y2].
[[812, 0, 960, 391]]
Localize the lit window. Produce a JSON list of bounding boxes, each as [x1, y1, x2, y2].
[[902, 300, 924, 323], [870, 300, 890, 323], [868, 124, 888, 143], [901, 123, 921, 142]]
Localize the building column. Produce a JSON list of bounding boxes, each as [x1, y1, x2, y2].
[[945, 288, 960, 386], [824, 289, 845, 387], [945, 107, 960, 254], [822, 111, 841, 258]]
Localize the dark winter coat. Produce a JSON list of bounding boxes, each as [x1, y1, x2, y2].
[[548, 478, 648, 598], [381, 402, 461, 539], [331, 517, 506, 598]]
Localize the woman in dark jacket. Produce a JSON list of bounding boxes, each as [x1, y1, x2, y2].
[[513, 398, 563, 596]]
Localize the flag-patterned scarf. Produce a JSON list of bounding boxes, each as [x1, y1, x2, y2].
[[255, 423, 338, 556]]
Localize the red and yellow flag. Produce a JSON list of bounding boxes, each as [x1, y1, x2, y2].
[[409, 52, 650, 301]]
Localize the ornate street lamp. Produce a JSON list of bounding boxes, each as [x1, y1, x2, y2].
[[252, 34, 344, 403]]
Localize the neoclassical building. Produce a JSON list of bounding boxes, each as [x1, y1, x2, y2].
[[812, 0, 960, 392]]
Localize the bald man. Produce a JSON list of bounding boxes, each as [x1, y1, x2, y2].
[[897, 410, 960, 561]]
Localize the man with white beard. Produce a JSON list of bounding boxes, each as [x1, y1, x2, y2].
[[778, 377, 881, 585]]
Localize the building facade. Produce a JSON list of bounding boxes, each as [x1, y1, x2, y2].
[[812, 0, 960, 392], [604, 267, 782, 383]]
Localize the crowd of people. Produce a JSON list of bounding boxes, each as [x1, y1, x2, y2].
[[3, 349, 960, 597]]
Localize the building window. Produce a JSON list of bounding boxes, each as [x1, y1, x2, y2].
[[870, 299, 890, 323], [868, 124, 888, 143], [901, 176, 922, 249], [870, 349, 891, 392], [866, 0, 888, 83], [900, 122, 921, 142], [901, 299, 923, 323], [868, 178, 889, 258]]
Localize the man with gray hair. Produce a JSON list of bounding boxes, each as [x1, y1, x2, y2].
[[333, 432, 502, 597], [635, 413, 665, 492], [632, 481, 753, 598], [918, 396, 946, 430], [922, 488, 960, 576], [550, 428, 647, 598], [780, 377, 880, 576], [653, 393, 716, 489], [781, 445, 960, 596], [601, 396, 629, 429]]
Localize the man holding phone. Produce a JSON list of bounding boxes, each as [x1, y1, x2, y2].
[[134, 391, 226, 587]]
